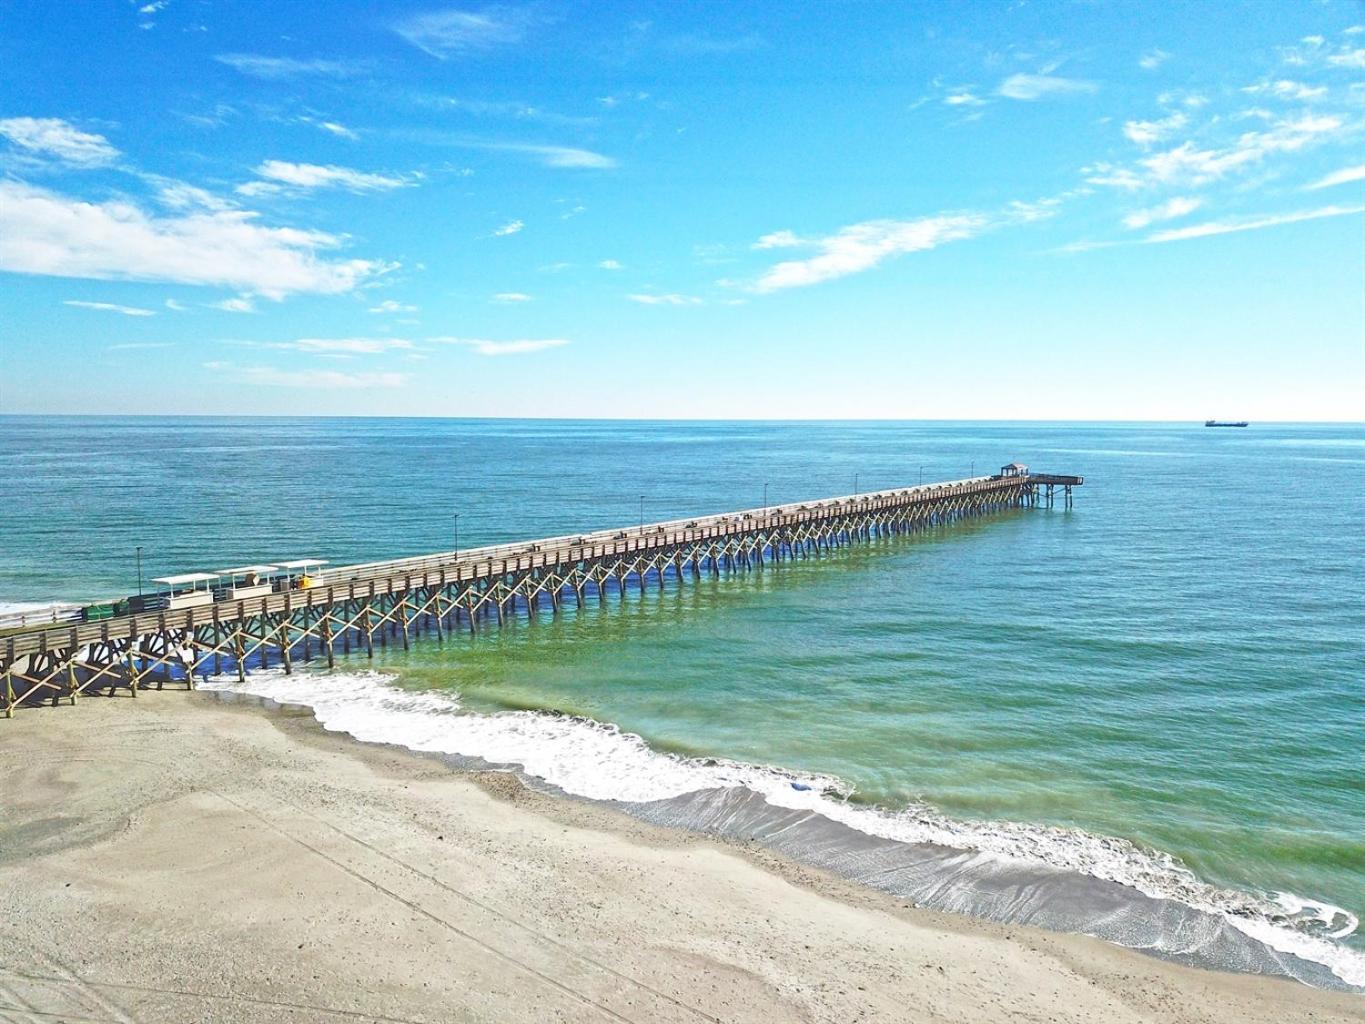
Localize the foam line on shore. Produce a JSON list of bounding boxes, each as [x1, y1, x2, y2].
[[196, 666, 1365, 990]]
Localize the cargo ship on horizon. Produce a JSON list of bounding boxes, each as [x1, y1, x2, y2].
[[1205, 420, 1249, 427]]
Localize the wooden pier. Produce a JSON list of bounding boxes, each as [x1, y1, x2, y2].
[[1, 471, 1082, 717]]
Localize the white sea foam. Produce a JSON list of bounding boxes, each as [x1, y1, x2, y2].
[[198, 666, 1365, 988]]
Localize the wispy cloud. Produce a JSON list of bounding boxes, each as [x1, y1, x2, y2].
[[1122, 196, 1202, 229], [211, 296, 255, 313], [997, 74, 1097, 101], [0, 182, 391, 299], [433, 336, 570, 355], [315, 120, 359, 140], [627, 293, 703, 305], [1242, 79, 1328, 101], [492, 219, 524, 236], [63, 299, 155, 316], [108, 341, 174, 350], [271, 337, 415, 354], [1088, 114, 1345, 190], [1144, 204, 1365, 243], [1327, 48, 1365, 69], [214, 54, 367, 79], [1138, 49, 1170, 71], [397, 131, 617, 169], [368, 299, 418, 313], [944, 91, 987, 107], [1305, 164, 1365, 190], [0, 117, 119, 167], [478, 141, 616, 168], [238, 160, 414, 196], [751, 214, 990, 292], [151, 179, 236, 212], [752, 230, 801, 250], [422, 95, 598, 128], [1122, 112, 1187, 146], [598, 259, 623, 269], [492, 291, 532, 302], [392, 7, 537, 59]]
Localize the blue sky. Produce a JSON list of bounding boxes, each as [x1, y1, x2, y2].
[[0, 0, 1362, 420]]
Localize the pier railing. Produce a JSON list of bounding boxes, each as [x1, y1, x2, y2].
[[2, 471, 1081, 716]]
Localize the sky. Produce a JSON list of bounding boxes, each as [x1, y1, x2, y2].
[[0, 0, 1362, 420]]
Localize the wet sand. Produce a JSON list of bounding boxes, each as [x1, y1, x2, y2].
[[0, 693, 1360, 1024]]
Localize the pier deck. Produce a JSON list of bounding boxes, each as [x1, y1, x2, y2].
[[2, 471, 1082, 716]]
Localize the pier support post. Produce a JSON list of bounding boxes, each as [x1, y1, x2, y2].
[[234, 630, 246, 684]]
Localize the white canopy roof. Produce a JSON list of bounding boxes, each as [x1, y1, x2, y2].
[[216, 564, 279, 577], [274, 558, 329, 570], [151, 572, 220, 586]]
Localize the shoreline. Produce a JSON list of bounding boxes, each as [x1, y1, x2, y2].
[[0, 692, 1360, 1023], [194, 664, 1365, 992]]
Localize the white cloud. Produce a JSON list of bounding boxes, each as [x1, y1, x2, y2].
[[318, 121, 359, 140], [1138, 50, 1170, 71], [211, 296, 255, 313], [752, 229, 802, 250], [0, 182, 390, 299], [627, 293, 703, 305], [1082, 162, 1142, 189], [164, 298, 186, 311], [1090, 114, 1345, 190], [1242, 79, 1328, 101], [1305, 164, 1365, 190], [392, 8, 534, 58], [481, 142, 616, 169], [230, 365, 409, 388], [492, 219, 524, 236], [1327, 48, 1365, 68], [153, 179, 235, 211], [1144, 204, 1365, 243], [241, 160, 412, 194], [433, 336, 570, 356], [598, 258, 623, 269], [752, 214, 989, 292], [63, 299, 155, 316], [1122, 112, 1187, 146], [492, 291, 532, 302], [997, 74, 1097, 101], [1122, 196, 1202, 229], [368, 299, 418, 313], [214, 54, 365, 78], [944, 91, 986, 107], [0, 117, 119, 167]]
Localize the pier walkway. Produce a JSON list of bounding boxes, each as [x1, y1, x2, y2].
[[2, 471, 1082, 716]]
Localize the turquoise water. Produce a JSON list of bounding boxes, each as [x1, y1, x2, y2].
[[2, 417, 1362, 983]]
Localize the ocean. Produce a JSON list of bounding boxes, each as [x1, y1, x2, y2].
[[1, 416, 1361, 989]]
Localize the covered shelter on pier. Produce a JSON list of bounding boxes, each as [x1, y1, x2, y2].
[[150, 572, 219, 610], [215, 565, 279, 601]]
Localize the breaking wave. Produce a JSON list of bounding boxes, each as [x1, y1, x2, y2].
[[197, 666, 1365, 990]]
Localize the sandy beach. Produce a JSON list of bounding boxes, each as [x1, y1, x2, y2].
[[0, 694, 1356, 1024]]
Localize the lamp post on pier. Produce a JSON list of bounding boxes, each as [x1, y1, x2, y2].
[[854, 473, 859, 497], [639, 494, 645, 534], [453, 513, 459, 560], [763, 482, 768, 514], [136, 545, 143, 597], [918, 465, 924, 485]]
